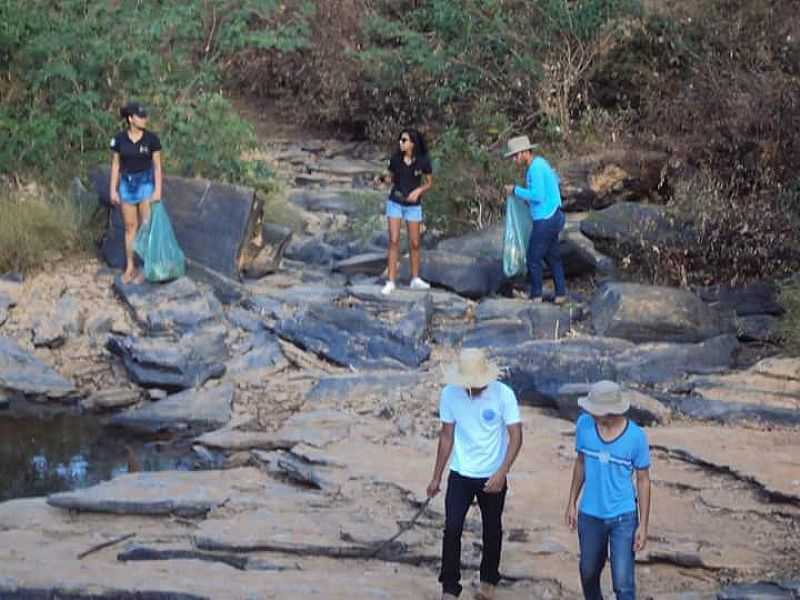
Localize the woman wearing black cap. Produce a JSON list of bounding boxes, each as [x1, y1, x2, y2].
[[109, 101, 163, 284]]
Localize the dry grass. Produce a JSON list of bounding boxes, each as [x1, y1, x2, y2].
[[0, 184, 97, 274]]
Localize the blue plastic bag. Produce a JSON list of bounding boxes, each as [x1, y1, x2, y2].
[[502, 195, 532, 278], [133, 201, 186, 282]]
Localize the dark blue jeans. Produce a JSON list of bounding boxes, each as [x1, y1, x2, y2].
[[527, 208, 566, 299], [577, 511, 638, 600], [439, 471, 507, 597]]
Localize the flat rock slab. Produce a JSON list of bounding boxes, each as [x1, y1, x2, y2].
[[111, 383, 233, 433], [197, 409, 353, 451], [306, 373, 421, 403], [225, 332, 287, 382], [308, 157, 384, 178], [0, 336, 75, 398], [333, 252, 387, 276], [649, 426, 800, 503], [718, 581, 800, 599], [349, 283, 470, 320], [398, 250, 503, 299], [47, 467, 265, 516], [82, 387, 141, 412], [464, 305, 578, 347], [92, 168, 260, 277], [106, 326, 227, 391], [258, 284, 347, 307], [114, 276, 222, 333], [275, 304, 430, 369], [592, 282, 723, 343]]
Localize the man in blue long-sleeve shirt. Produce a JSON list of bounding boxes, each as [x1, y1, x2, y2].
[[503, 135, 567, 303]]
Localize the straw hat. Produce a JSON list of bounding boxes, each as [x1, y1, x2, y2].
[[577, 381, 630, 416], [503, 135, 538, 158], [442, 348, 502, 389]]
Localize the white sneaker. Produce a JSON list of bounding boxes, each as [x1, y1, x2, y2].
[[381, 280, 396, 295], [409, 277, 430, 290]]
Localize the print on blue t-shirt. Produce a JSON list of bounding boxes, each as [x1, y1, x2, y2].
[[575, 413, 650, 519]]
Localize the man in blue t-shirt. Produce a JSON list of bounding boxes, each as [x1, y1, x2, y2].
[[564, 380, 652, 600], [427, 348, 523, 600], [502, 134, 568, 304]]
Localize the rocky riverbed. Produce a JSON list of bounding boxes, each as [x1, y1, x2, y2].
[[0, 133, 798, 599]]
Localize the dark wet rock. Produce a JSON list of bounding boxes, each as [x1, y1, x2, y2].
[[580, 202, 691, 247], [735, 314, 781, 343], [225, 306, 265, 333], [333, 252, 387, 277], [0, 336, 75, 399], [275, 304, 430, 369], [718, 581, 800, 599], [111, 383, 233, 433], [287, 188, 363, 216], [82, 387, 141, 412], [285, 236, 346, 265], [225, 331, 287, 382], [494, 335, 737, 405], [106, 326, 227, 391], [92, 167, 261, 278], [306, 373, 421, 403], [47, 468, 258, 516], [697, 281, 784, 316], [591, 282, 723, 343], [395, 295, 433, 345], [348, 284, 470, 320], [556, 383, 671, 425], [398, 250, 504, 299], [114, 276, 222, 334]]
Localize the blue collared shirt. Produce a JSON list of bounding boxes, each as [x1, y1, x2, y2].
[[513, 156, 561, 220]]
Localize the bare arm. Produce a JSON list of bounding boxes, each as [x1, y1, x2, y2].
[[426, 422, 454, 498], [109, 152, 120, 205], [484, 422, 523, 493], [564, 453, 585, 529], [151, 151, 162, 202], [634, 468, 651, 551], [408, 173, 433, 203]]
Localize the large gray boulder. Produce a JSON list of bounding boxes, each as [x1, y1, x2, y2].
[[398, 250, 503, 299], [696, 281, 784, 316], [0, 336, 75, 399], [106, 326, 227, 390], [591, 283, 723, 343], [580, 202, 690, 247], [91, 167, 261, 278], [274, 304, 430, 369]]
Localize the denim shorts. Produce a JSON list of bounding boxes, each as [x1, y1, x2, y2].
[[386, 198, 422, 222], [119, 170, 154, 204]]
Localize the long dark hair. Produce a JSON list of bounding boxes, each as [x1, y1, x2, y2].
[[393, 128, 429, 162]]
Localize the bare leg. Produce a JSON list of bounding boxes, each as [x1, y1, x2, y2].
[[407, 220, 422, 279], [386, 217, 402, 282], [120, 203, 140, 283]]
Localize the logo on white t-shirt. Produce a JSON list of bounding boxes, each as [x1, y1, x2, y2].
[[482, 408, 497, 423]]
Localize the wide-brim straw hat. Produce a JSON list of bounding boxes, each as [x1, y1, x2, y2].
[[442, 348, 502, 389], [504, 135, 538, 158], [577, 380, 630, 416]]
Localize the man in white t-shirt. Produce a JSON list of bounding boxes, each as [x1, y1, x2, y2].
[[427, 348, 523, 600]]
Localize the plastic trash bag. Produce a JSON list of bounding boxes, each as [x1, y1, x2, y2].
[[502, 195, 532, 278], [133, 201, 186, 282]]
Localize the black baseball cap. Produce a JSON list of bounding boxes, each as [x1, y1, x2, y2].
[[120, 101, 148, 119]]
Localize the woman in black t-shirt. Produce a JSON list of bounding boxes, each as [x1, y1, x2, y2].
[[381, 128, 433, 296], [109, 101, 163, 284]]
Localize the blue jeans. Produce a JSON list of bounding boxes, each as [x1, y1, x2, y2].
[[578, 511, 637, 600], [439, 471, 507, 597], [386, 198, 422, 222], [119, 169, 154, 204], [527, 208, 566, 299]]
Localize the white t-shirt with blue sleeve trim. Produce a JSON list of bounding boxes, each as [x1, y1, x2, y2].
[[575, 413, 651, 519], [440, 381, 521, 478]]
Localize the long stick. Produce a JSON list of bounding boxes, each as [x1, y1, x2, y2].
[[371, 497, 432, 558], [77, 532, 136, 560]]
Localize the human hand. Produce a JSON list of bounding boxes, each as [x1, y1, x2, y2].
[[426, 478, 442, 498], [110, 192, 121, 206], [407, 189, 422, 203], [633, 527, 648, 552], [503, 184, 515, 196], [483, 470, 507, 494], [564, 503, 577, 530]]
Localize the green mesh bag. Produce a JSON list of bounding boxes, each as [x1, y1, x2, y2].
[[133, 201, 186, 282], [502, 195, 532, 278]]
